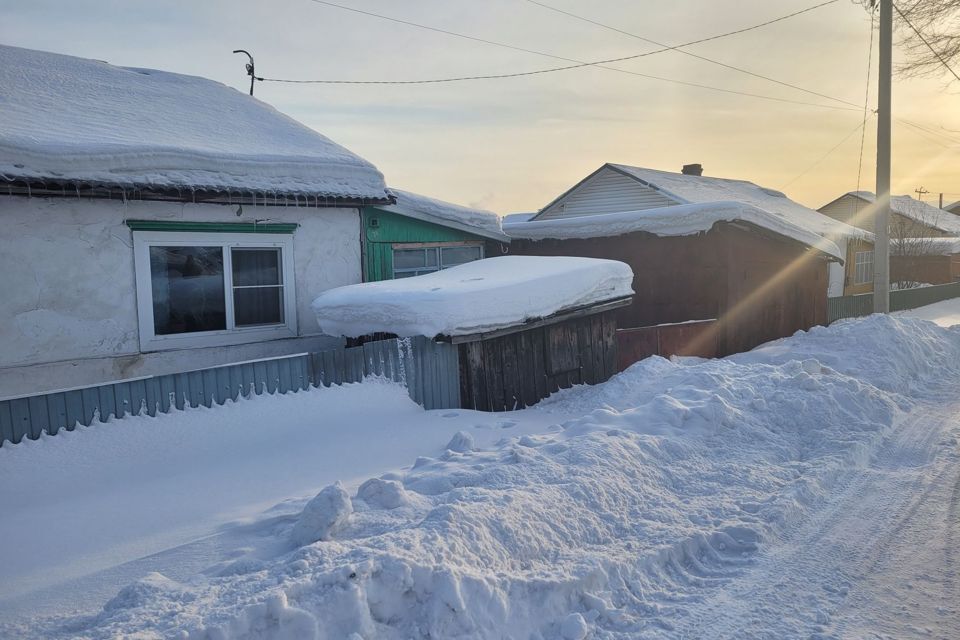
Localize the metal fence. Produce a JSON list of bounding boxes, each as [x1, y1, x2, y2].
[[828, 281, 960, 324], [0, 336, 460, 446]]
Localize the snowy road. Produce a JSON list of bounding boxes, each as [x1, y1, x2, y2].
[[676, 392, 960, 640], [6, 314, 960, 639]]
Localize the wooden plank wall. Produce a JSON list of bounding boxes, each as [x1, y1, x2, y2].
[[458, 310, 618, 412], [0, 336, 460, 446], [615, 319, 719, 371]]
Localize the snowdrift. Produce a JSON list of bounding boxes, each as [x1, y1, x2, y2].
[[37, 314, 960, 640]]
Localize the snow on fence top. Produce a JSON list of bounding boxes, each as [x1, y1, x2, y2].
[[0, 45, 388, 201], [610, 165, 870, 242], [380, 189, 509, 241], [311, 255, 634, 338], [503, 201, 844, 261], [845, 191, 960, 236]]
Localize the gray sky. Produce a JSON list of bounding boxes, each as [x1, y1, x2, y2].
[[3, 0, 959, 212]]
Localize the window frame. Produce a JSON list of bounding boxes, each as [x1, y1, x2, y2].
[[390, 242, 484, 278], [853, 249, 874, 285], [133, 231, 297, 352]]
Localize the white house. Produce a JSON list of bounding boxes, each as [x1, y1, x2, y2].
[[0, 45, 392, 397], [511, 163, 870, 297]]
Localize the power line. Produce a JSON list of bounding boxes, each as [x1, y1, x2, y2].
[[856, 7, 877, 197], [895, 118, 958, 149], [892, 3, 960, 83], [781, 118, 870, 189], [522, 0, 861, 109], [261, 0, 858, 110]]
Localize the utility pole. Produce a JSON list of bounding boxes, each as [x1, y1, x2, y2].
[[914, 186, 929, 201], [874, 0, 892, 313]]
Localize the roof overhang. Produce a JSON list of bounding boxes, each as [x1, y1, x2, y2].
[[0, 177, 394, 207]]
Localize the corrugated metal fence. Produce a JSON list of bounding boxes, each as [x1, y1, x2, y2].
[[0, 336, 460, 446], [828, 281, 960, 324]]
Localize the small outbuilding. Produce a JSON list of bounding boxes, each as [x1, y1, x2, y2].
[[312, 256, 634, 411], [361, 189, 509, 282], [505, 197, 843, 360]]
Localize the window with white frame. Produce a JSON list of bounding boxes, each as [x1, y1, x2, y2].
[[392, 244, 483, 278], [133, 231, 297, 350], [854, 250, 874, 285]]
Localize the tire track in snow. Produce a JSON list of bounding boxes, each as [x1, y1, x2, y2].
[[671, 395, 960, 639]]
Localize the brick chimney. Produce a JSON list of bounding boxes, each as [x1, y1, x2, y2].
[[682, 163, 703, 176]]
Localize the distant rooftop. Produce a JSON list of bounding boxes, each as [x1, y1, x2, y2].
[[843, 191, 960, 236], [0, 45, 389, 202]]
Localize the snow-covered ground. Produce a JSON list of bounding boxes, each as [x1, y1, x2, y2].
[[2, 314, 960, 638], [899, 296, 960, 327]]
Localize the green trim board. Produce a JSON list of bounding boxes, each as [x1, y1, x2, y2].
[[125, 220, 299, 234]]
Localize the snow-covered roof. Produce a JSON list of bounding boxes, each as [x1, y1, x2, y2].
[[377, 189, 509, 242], [312, 255, 634, 338], [844, 191, 960, 236], [505, 201, 844, 261], [0, 45, 389, 201], [502, 212, 537, 224], [605, 165, 870, 242]]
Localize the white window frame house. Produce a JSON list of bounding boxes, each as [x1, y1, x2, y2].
[[0, 44, 393, 398]]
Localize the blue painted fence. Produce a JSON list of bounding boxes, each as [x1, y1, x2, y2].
[[0, 336, 460, 446], [828, 281, 960, 324]]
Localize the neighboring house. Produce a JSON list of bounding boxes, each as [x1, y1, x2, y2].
[[361, 190, 509, 282], [0, 45, 391, 397], [819, 191, 960, 237], [503, 166, 844, 357], [524, 163, 870, 297], [819, 191, 960, 293]]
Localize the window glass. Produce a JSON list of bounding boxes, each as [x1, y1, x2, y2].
[[232, 248, 281, 286], [440, 245, 483, 268], [854, 250, 874, 285], [393, 249, 437, 270], [149, 246, 226, 335], [232, 248, 284, 327]]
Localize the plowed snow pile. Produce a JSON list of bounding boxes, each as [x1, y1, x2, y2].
[[13, 315, 960, 639]]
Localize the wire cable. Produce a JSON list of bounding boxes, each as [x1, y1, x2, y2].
[[260, 0, 858, 110], [781, 118, 870, 189], [856, 7, 877, 197], [522, 0, 860, 109]]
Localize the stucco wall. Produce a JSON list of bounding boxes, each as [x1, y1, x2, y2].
[[0, 196, 360, 396]]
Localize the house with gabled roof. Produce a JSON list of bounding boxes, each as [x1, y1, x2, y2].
[[819, 191, 960, 238], [0, 44, 393, 397], [503, 163, 850, 358]]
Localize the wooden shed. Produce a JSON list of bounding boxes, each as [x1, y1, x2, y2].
[[505, 208, 840, 361], [362, 189, 510, 282], [449, 297, 628, 412], [311, 255, 634, 412]]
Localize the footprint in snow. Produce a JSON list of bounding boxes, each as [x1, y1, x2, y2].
[[498, 420, 517, 429], [441, 412, 459, 418]]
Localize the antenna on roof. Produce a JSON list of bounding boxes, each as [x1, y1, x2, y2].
[[232, 50, 260, 96]]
